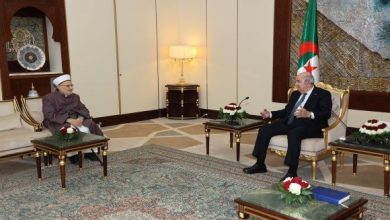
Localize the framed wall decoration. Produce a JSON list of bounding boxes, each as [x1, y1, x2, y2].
[[6, 15, 49, 72]]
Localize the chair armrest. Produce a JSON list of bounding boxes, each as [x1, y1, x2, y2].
[[14, 97, 42, 132], [322, 123, 346, 150]]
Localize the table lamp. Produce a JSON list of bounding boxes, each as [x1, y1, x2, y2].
[[169, 45, 196, 84]]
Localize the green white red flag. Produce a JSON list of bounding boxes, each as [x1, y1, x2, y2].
[[297, 0, 320, 83]]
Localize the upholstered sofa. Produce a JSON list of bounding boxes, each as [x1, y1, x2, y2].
[[0, 98, 48, 160]]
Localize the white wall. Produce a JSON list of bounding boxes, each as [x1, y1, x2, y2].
[[55, 0, 390, 125], [116, 0, 159, 114], [156, 0, 207, 109], [156, 0, 180, 108], [237, 0, 279, 114], [2, 0, 388, 127], [348, 110, 390, 128], [65, 0, 119, 117], [207, 0, 238, 110]]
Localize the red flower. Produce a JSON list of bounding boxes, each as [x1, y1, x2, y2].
[[60, 128, 66, 134], [300, 180, 309, 188], [291, 177, 301, 183], [224, 106, 236, 111], [283, 181, 291, 191], [378, 123, 387, 129], [368, 119, 378, 123]]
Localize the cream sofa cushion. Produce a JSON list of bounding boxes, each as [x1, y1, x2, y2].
[[0, 128, 50, 157], [269, 135, 326, 156], [0, 113, 22, 131]]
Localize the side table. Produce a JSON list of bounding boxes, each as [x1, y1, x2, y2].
[[166, 84, 199, 119], [204, 119, 265, 161], [31, 133, 109, 189], [329, 137, 390, 196]]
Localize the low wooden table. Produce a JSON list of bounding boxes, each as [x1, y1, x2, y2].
[[204, 119, 265, 161], [329, 137, 390, 196], [31, 133, 109, 188], [235, 186, 368, 220]]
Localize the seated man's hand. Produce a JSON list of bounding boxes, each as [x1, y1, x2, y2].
[[294, 107, 311, 118], [260, 109, 271, 119], [66, 118, 83, 127]]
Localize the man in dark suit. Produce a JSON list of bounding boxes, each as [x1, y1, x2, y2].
[[243, 72, 332, 181]]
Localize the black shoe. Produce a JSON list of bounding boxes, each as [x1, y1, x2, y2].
[[69, 155, 79, 165], [243, 164, 267, 174], [84, 152, 99, 161], [280, 172, 297, 182]]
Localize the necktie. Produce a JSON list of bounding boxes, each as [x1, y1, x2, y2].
[[287, 93, 307, 125]]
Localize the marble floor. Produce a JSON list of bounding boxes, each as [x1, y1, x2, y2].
[[0, 117, 386, 197]]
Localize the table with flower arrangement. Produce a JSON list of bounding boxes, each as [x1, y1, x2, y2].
[[203, 118, 265, 161], [329, 136, 390, 196], [31, 132, 109, 189], [329, 119, 390, 196], [234, 185, 368, 220]]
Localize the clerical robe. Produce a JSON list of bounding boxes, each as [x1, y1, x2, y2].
[[42, 91, 103, 136]]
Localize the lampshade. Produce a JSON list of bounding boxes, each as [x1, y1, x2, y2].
[[169, 45, 196, 59]]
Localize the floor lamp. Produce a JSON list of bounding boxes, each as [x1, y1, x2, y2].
[[169, 45, 196, 84]]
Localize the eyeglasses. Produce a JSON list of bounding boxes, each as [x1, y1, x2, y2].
[[60, 84, 74, 88]]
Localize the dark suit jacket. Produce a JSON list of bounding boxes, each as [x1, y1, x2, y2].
[[272, 86, 332, 130]]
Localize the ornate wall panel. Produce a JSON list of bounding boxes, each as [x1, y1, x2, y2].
[[289, 0, 390, 92], [273, 0, 389, 113]]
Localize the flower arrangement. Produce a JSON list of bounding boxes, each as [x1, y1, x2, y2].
[[217, 103, 247, 124], [57, 125, 79, 141], [217, 97, 249, 124], [276, 177, 312, 204], [353, 119, 390, 144]]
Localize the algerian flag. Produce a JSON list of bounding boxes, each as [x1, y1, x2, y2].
[[297, 0, 320, 83]]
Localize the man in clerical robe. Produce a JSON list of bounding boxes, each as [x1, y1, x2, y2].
[[42, 74, 103, 164]]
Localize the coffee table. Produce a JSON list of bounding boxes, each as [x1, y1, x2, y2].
[[329, 136, 390, 196], [234, 186, 367, 220], [204, 119, 265, 161], [31, 133, 109, 188]]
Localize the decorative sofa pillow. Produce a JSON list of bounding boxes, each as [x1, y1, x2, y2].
[[0, 113, 22, 131]]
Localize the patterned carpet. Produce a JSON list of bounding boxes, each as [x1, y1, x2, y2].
[[0, 145, 389, 219], [102, 118, 385, 196]]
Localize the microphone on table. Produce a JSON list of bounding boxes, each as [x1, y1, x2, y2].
[[238, 96, 250, 108]]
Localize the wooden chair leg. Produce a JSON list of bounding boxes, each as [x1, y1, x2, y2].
[[311, 160, 317, 180], [43, 152, 49, 166]]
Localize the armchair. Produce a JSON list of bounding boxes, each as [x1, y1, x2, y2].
[[268, 82, 349, 179]]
